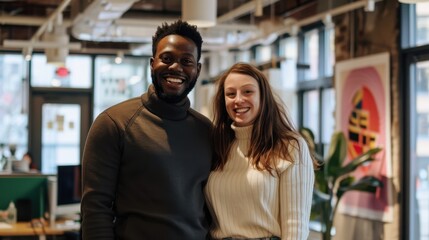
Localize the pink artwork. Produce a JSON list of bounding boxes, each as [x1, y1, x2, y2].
[[335, 52, 393, 222]]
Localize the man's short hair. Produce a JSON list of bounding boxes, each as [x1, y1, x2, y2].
[[152, 19, 203, 61]]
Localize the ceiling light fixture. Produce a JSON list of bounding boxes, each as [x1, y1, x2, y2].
[[182, 0, 217, 28], [43, 26, 69, 67], [365, 0, 375, 11], [115, 51, 124, 64], [22, 47, 32, 61], [323, 14, 334, 28]]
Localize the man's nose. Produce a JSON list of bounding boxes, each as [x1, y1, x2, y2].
[[168, 61, 183, 71]]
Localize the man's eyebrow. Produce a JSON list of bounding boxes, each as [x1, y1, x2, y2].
[[158, 52, 196, 58]]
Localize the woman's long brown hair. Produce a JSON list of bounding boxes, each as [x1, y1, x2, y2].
[[212, 62, 309, 174]]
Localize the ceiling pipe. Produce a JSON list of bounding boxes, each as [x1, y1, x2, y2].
[[116, 18, 258, 31], [1, 0, 285, 52], [31, 0, 71, 43], [3, 40, 81, 50], [0, 15, 71, 27], [2, 0, 79, 51], [289, 0, 370, 29], [0, 1, 71, 39], [217, 0, 380, 51]]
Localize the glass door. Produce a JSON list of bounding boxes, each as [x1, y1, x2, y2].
[[404, 53, 429, 240], [30, 92, 91, 174]]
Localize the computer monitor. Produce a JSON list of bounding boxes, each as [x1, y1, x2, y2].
[[56, 165, 81, 217]]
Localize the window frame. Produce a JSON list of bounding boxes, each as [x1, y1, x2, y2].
[[297, 22, 335, 156], [400, 2, 429, 239]]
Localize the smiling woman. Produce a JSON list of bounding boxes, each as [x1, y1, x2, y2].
[[206, 62, 317, 240], [223, 72, 261, 127]]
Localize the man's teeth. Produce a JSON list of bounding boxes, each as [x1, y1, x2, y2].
[[166, 78, 183, 83]]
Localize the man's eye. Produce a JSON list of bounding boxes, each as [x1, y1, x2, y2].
[[161, 56, 172, 63], [182, 58, 194, 65]]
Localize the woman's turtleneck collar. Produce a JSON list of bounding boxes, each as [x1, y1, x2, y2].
[[142, 84, 190, 120], [231, 124, 253, 140]]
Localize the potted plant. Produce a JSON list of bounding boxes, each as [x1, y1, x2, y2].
[[300, 127, 383, 240]]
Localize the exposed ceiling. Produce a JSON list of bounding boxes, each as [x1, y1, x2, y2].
[[0, 0, 321, 55]]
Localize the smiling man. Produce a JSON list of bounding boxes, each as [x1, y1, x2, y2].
[[81, 20, 213, 240], [151, 33, 200, 103]]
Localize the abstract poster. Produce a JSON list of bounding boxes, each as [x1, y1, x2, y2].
[[335, 52, 393, 222]]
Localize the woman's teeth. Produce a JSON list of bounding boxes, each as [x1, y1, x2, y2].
[[235, 108, 249, 113]]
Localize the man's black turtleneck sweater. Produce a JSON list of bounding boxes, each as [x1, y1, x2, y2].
[[81, 85, 213, 240]]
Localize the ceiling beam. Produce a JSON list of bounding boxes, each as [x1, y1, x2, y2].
[[0, 15, 72, 27], [3, 40, 81, 50], [31, 0, 71, 42]]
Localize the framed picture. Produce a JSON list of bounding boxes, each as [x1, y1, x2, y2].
[[335, 52, 393, 222]]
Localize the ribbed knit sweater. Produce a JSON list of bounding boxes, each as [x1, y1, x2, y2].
[[205, 125, 314, 240]]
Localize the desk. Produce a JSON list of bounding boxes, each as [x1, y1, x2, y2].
[[0, 221, 80, 240]]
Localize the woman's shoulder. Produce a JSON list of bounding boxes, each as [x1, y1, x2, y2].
[[277, 136, 312, 170]]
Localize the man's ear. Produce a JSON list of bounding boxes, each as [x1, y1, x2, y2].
[[197, 62, 202, 77], [150, 57, 154, 70]]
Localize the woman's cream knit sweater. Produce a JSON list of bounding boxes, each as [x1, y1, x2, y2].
[[205, 125, 314, 240]]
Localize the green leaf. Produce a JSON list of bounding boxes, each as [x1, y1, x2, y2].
[[315, 166, 329, 193], [338, 176, 355, 188], [325, 132, 347, 178], [337, 176, 383, 199], [301, 127, 384, 240], [337, 148, 382, 177], [313, 189, 330, 203]]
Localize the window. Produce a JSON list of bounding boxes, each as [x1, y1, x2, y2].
[[303, 90, 320, 142], [404, 56, 429, 240], [279, 37, 299, 125], [298, 25, 335, 156], [255, 45, 273, 64], [94, 55, 148, 118], [321, 88, 335, 153], [402, 3, 429, 239], [235, 50, 251, 63], [0, 53, 28, 159], [324, 26, 335, 77], [416, 3, 429, 46], [41, 103, 81, 173], [303, 29, 319, 80], [31, 54, 92, 88], [280, 37, 298, 88]]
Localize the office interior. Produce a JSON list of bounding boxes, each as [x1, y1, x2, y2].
[[0, 0, 428, 239]]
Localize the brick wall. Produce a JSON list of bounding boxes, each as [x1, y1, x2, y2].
[[332, 1, 400, 239]]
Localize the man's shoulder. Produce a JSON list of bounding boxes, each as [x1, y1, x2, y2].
[[107, 96, 142, 112], [188, 108, 213, 127], [102, 96, 144, 122]]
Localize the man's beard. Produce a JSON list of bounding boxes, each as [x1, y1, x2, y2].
[[152, 74, 197, 103]]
